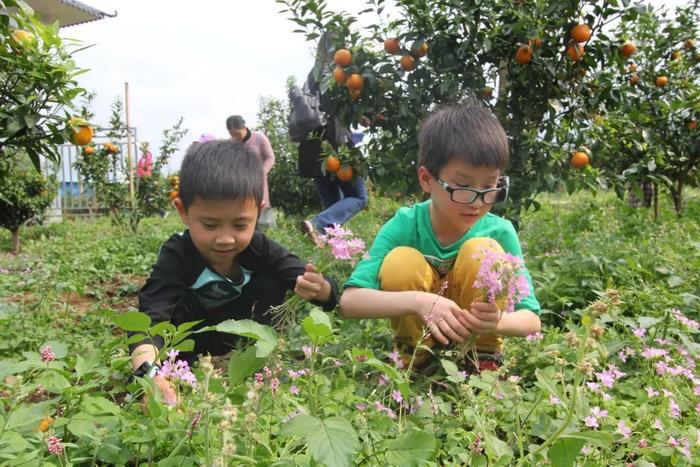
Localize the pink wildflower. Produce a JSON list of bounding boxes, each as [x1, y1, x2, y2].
[[46, 436, 64, 455], [696, 402, 700, 414], [302, 345, 313, 358], [355, 403, 367, 411], [377, 374, 388, 386], [391, 390, 403, 404], [641, 347, 668, 359], [671, 309, 699, 329], [646, 387, 660, 398], [549, 395, 562, 406], [157, 349, 197, 388], [269, 378, 279, 394], [653, 419, 664, 431], [526, 332, 543, 341], [472, 249, 531, 314], [40, 345, 55, 363], [586, 382, 601, 392], [668, 398, 681, 419], [591, 406, 608, 418], [632, 327, 646, 338], [584, 416, 599, 428], [388, 351, 404, 369], [637, 438, 648, 448], [616, 420, 632, 439], [289, 385, 300, 395]]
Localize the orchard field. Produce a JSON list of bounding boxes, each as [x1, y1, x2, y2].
[[2, 0, 700, 464], [0, 191, 699, 466]]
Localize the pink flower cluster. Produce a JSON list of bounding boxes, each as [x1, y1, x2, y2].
[[40, 345, 56, 363], [320, 224, 367, 264], [472, 249, 530, 314], [355, 394, 424, 419], [46, 436, 64, 455], [136, 151, 153, 178], [594, 364, 626, 388], [668, 435, 692, 459], [388, 351, 404, 369], [584, 406, 608, 428], [526, 332, 543, 341], [640, 347, 668, 359], [616, 420, 632, 439], [672, 308, 699, 330], [157, 350, 197, 388]]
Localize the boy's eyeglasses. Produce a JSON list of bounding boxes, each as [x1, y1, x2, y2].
[[436, 176, 509, 205]]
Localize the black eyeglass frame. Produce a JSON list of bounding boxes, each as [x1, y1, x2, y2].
[[436, 176, 510, 205]]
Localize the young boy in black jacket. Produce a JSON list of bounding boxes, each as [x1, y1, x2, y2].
[[130, 140, 338, 404]]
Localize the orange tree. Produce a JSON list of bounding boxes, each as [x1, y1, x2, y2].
[[278, 0, 642, 218], [585, 5, 699, 216], [0, 0, 86, 171]]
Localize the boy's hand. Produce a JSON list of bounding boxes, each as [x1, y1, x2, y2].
[[463, 301, 502, 335], [294, 263, 331, 302], [153, 374, 178, 406], [419, 294, 472, 345]]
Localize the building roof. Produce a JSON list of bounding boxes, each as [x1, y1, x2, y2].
[[24, 0, 115, 28]]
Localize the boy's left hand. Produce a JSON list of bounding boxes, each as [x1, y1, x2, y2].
[[294, 263, 331, 303], [463, 301, 502, 334]]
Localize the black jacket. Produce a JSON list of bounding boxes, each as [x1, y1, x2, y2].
[[129, 230, 338, 355]]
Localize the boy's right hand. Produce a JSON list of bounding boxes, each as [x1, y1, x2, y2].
[[153, 375, 178, 406], [418, 293, 472, 345]]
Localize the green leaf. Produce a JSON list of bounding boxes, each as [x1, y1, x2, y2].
[[667, 275, 683, 288], [36, 370, 71, 392], [42, 340, 68, 359], [74, 350, 100, 379], [548, 437, 585, 467], [215, 319, 277, 358], [67, 413, 99, 440], [385, 429, 438, 466], [114, 311, 151, 332], [281, 415, 359, 467], [6, 402, 50, 432], [229, 345, 266, 386], [0, 301, 19, 320], [534, 368, 561, 400], [82, 395, 120, 416], [302, 307, 334, 345], [561, 431, 613, 448], [485, 433, 513, 461]]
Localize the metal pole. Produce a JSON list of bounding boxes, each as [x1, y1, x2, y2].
[[125, 82, 135, 205]]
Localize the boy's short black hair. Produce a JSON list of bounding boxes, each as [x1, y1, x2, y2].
[[225, 115, 246, 130], [179, 140, 263, 209], [417, 103, 509, 175]]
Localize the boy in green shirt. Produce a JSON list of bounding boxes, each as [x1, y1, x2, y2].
[[339, 104, 541, 371]]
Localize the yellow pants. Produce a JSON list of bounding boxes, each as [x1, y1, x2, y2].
[[378, 238, 504, 366]]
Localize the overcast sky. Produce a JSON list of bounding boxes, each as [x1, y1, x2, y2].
[[59, 0, 687, 172]]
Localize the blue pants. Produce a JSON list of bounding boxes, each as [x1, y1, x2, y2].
[[311, 176, 368, 231]]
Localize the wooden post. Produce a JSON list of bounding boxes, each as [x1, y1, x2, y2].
[[125, 82, 135, 205]]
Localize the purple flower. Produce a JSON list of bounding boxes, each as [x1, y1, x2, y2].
[[157, 350, 197, 388], [377, 374, 388, 386], [594, 365, 625, 389], [40, 346, 55, 363], [671, 308, 699, 330], [640, 347, 668, 359], [289, 385, 300, 395], [637, 438, 648, 448], [591, 406, 608, 418], [616, 420, 632, 439], [633, 327, 646, 338], [653, 419, 664, 430], [270, 378, 279, 394], [549, 395, 562, 406], [391, 390, 403, 403], [646, 387, 660, 398], [586, 382, 601, 392], [355, 403, 367, 411]]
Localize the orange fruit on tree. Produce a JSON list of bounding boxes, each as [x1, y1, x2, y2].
[[10, 29, 35, 48], [684, 39, 696, 50], [334, 48, 352, 67], [400, 54, 416, 71], [566, 42, 584, 61], [83, 145, 94, 155], [71, 125, 94, 146], [411, 42, 429, 58], [325, 155, 341, 173], [515, 44, 533, 65], [655, 76, 668, 87], [570, 151, 589, 169], [670, 50, 681, 60], [348, 88, 361, 101], [629, 74, 640, 85], [688, 120, 697, 130], [620, 41, 636, 57], [169, 191, 179, 201], [346, 73, 364, 92], [530, 37, 543, 48], [336, 165, 354, 182], [570, 24, 591, 43], [628, 63, 637, 73], [333, 67, 347, 85], [384, 38, 400, 54]]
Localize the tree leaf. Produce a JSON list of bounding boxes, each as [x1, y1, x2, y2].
[[215, 319, 277, 358], [302, 307, 334, 345]]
